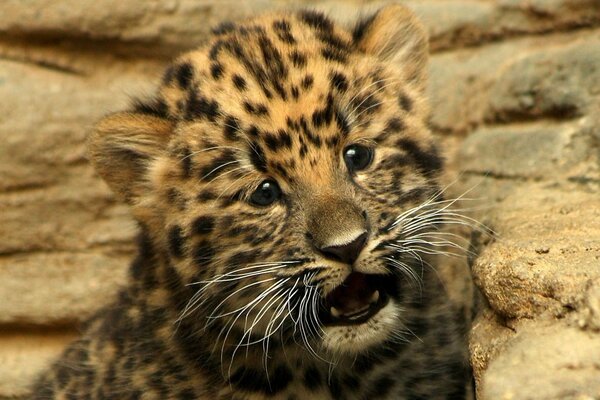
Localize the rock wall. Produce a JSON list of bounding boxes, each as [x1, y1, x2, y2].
[[1, 1, 599, 398]]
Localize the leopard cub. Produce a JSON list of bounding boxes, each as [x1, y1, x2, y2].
[[33, 4, 471, 399]]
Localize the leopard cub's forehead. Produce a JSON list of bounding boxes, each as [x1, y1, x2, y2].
[[152, 11, 410, 160]]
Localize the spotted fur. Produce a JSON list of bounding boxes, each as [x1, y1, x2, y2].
[[33, 5, 471, 399]]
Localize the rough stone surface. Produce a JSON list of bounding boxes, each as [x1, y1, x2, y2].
[[481, 320, 600, 400], [1, 0, 599, 398]]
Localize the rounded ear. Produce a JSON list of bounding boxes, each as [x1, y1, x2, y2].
[[88, 112, 173, 204], [353, 4, 429, 92]]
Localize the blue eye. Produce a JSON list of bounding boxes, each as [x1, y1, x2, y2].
[[250, 180, 281, 206], [344, 145, 374, 172]]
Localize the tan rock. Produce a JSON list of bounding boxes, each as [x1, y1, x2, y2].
[[0, 252, 128, 325], [471, 185, 600, 320], [480, 320, 600, 400]]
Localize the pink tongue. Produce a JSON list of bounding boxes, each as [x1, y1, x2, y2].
[[327, 273, 374, 314]]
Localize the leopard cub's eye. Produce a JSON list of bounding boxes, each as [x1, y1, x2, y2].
[[343, 144, 374, 172], [250, 179, 282, 206]]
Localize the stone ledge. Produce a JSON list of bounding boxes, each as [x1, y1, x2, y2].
[[1, 0, 599, 58], [472, 185, 600, 320], [479, 319, 600, 400], [0, 252, 128, 325]]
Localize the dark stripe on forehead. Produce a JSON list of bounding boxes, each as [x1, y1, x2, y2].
[[375, 117, 405, 143], [299, 10, 334, 32], [290, 50, 307, 68], [173, 63, 194, 89], [264, 129, 293, 152], [185, 91, 219, 122], [249, 142, 267, 172], [312, 94, 334, 128], [273, 19, 296, 44], [330, 71, 348, 92], [132, 97, 169, 119], [212, 21, 236, 35], [399, 92, 413, 112], [322, 47, 348, 63], [396, 138, 443, 177], [232, 74, 247, 90], [199, 150, 238, 181], [223, 115, 240, 141], [210, 63, 224, 79]]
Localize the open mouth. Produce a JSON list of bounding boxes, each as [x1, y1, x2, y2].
[[319, 272, 391, 326]]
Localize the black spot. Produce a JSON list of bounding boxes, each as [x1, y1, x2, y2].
[[168, 226, 185, 258], [291, 85, 300, 99], [273, 19, 296, 44], [270, 365, 293, 394], [193, 240, 214, 267], [376, 117, 405, 142], [212, 21, 236, 35], [226, 249, 261, 266], [229, 367, 269, 393], [132, 97, 169, 119], [178, 388, 197, 400], [335, 110, 350, 136], [368, 374, 394, 397], [264, 129, 293, 151], [223, 116, 240, 141], [399, 92, 413, 112], [312, 94, 334, 127], [328, 375, 343, 398], [248, 125, 260, 137], [210, 63, 224, 79], [396, 139, 443, 177], [257, 35, 287, 81], [351, 91, 380, 118], [232, 74, 247, 91], [179, 147, 192, 178], [209, 39, 225, 60], [343, 374, 360, 391], [249, 143, 267, 172], [352, 13, 377, 43], [303, 367, 321, 391], [244, 101, 269, 116], [174, 63, 194, 89], [322, 47, 348, 63], [199, 150, 237, 181], [317, 30, 350, 53], [299, 10, 334, 32], [162, 66, 175, 84], [197, 190, 217, 202], [330, 71, 348, 92], [185, 91, 220, 122], [299, 116, 322, 147], [192, 216, 215, 235], [301, 74, 314, 89], [290, 50, 307, 68]]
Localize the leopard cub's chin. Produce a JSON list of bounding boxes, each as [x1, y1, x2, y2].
[[321, 301, 400, 354]]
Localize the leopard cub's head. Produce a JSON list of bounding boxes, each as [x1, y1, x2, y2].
[[89, 4, 442, 358]]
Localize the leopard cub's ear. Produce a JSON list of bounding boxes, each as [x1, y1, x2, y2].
[[88, 110, 173, 204], [353, 3, 429, 92]]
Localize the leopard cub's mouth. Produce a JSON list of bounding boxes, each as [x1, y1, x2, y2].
[[319, 272, 390, 326]]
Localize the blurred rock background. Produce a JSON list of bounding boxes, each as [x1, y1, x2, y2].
[[0, 0, 599, 398]]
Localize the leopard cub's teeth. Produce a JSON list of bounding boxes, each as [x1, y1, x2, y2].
[[370, 290, 380, 304], [330, 306, 342, 318]]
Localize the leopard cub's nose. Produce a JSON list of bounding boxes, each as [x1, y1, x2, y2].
[[319, 232, 368, 265]]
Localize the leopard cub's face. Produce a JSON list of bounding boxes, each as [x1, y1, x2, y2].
[[91, 6, 441, 358]]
